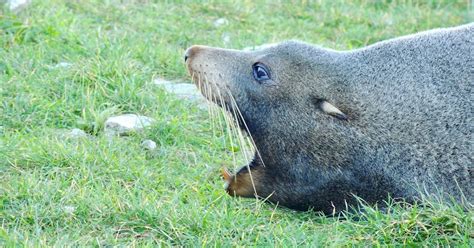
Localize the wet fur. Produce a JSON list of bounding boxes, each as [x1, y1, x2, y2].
[[186, 24, 474, 214]]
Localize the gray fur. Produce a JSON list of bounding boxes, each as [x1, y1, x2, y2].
[[185, 23, 473, 213]]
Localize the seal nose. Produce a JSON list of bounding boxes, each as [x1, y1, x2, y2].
[[184, 46, 202, 63]]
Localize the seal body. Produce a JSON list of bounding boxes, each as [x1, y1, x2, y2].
[[185, 24, 473, 214]]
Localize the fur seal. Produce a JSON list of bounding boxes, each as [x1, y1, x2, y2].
[[185, 23, 473, 214]]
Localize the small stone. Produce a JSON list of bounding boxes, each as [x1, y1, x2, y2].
[[222, 33, 231, 45], [67, 128, 87, 138], [54, 62, 72, 68], [105, 114, 155, 135], [157, 82, 200, 98], [48, 62, 72, 70], [153, 78, 171, 85], [141, 139, 157, 150], [213, 18, 229, 27], [6, 0, 30, 11], [154, 78, 208, 109], [63, 205, 75, 214], [384, 18, 394, 26]]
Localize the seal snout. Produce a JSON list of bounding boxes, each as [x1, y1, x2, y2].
[[184, 45, 205, 63]]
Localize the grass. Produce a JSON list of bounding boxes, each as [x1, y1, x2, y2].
[[1, 0, 473, 246]]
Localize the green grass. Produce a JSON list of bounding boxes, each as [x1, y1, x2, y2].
[[1, 0, 473, 246]]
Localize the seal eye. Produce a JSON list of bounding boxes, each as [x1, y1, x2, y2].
[[252, 63, 270, 82]]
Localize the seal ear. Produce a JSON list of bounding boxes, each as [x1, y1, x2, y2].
[[318, 100, 348, 120]]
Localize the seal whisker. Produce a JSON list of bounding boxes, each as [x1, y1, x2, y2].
[[214, 81, 250, 169], [203, 73, 224, 142], [221, 88, 259, 198], [224, 88, 254, 163], [208, 76, 226, 142], [203, 74, 219, 138], [205, 72, 262, 199], [197, 72, 217, 137], [206, 75, 240, 172], [201, 75, 230, 153], [226, 90, 266, 168], [202, 74, 260, 200]]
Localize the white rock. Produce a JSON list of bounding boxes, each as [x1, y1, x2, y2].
[[153, 78, 171, 85], [67, 128, 87, 138], [222, 33, 231, 45], [157, 82, 200, 98], [384, 18, 394, 26], [154, 78, 208, 109], [213, 18, 229, 27], [105, 114, 154, 135], [168, 84, 201, 100], [6, 0, 30, 11], [48, 62, 72, 70], [54, 62, 72, 68], [63, 205, 75, 214], [141, 139, 157, 150]]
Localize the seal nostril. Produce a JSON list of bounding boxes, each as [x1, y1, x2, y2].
[[184, 54, 188, 62]]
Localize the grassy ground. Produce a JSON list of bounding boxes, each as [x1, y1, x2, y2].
[[1, 0, 473, 246]]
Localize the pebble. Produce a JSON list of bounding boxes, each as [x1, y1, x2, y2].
[[141, 139, 157, 150], [154, 78, 208, 110], [67, 128, 87, 138], [213, 18, 229, 27], [104, 114, 155, 135], [6, 0, 30, 11]]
